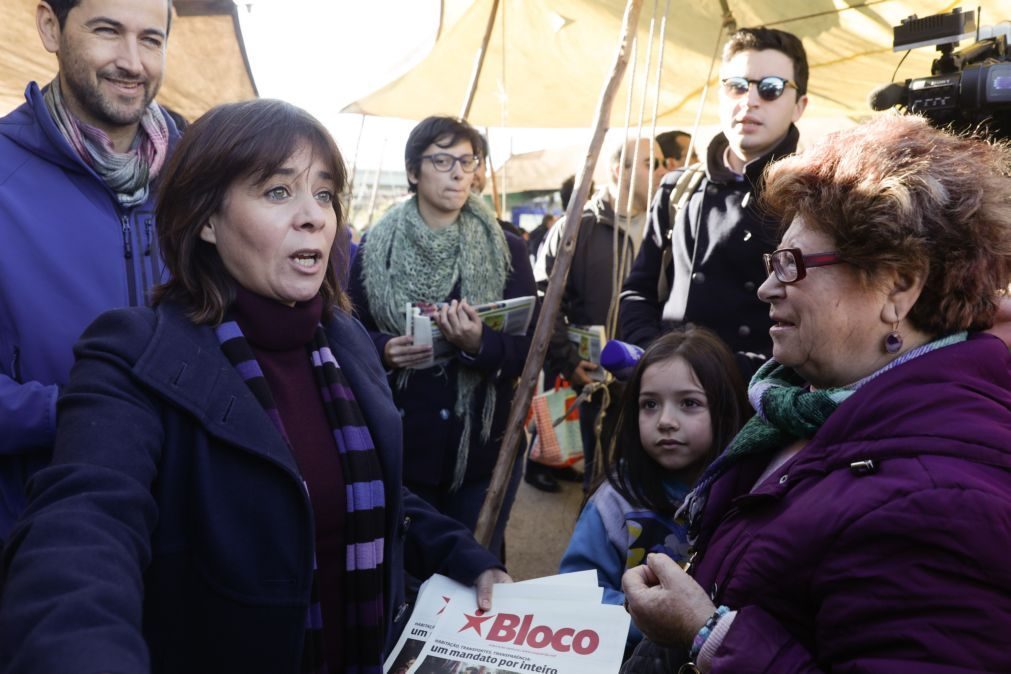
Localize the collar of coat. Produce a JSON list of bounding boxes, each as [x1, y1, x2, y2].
[[127, 301, 398, 482]]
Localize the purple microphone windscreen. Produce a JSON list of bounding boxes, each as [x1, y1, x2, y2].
[[600, 340, 644, 381]]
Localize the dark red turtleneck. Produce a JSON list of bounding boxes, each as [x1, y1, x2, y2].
[[231, 286, 346, 669]]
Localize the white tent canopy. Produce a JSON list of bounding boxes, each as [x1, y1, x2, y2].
[[345, 0, 1011, 128]]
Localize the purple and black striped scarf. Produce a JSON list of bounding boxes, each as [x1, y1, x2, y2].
[[215, 320, 386, 674]]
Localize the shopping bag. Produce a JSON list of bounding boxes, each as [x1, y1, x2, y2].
[[529, 380, 583, 467]]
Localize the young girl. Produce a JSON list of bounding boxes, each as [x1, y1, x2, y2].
[[559, 327, 750, 649]]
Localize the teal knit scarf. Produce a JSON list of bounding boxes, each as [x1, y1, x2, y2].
[[678, 332, 968, 543], [360, 193, 510, 490]]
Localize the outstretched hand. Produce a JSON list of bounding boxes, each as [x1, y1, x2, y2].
[[622, 553, 715, 647], [473, 568, 512, 612]]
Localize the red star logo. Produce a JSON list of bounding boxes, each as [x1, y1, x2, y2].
[[459, 610, 493, 636], [436, 596, 451, 616]]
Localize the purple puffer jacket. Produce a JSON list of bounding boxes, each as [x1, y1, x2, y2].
[[690, 333, 1011, 673]]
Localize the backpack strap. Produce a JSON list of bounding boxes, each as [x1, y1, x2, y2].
[[657, 162, 705, 305]]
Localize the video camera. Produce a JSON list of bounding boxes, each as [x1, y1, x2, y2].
[[868, 7, 1011, 137]]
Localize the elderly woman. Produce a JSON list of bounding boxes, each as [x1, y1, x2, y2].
[[621, 114, 1011, 673], [0, 100, 508, 673]]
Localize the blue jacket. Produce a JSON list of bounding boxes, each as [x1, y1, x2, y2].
[[347, 230, 536, 487], [0, 302, 501, 673], [560, 479, 691, 650], [0, 82, 181, 540]]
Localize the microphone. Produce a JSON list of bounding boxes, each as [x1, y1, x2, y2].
[[600, 340, 645, 381], [868, 81, 908, 111]]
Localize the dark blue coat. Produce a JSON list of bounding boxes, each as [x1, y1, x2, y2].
[[0, 302, 501, 673], [618, 127, 799, 355], [347, 231, 535, 487]]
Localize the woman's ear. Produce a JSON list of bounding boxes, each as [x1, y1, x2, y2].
[[881, 267, 927, 324], [199, 220, 217, 245]]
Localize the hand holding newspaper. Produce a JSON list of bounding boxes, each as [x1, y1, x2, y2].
[[384, 571, 629, 674], [406, 296, 536, 370], [566, 325, 607, 382]]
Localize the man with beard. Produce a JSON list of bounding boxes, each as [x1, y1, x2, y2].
[[0, 0, 181, 541]]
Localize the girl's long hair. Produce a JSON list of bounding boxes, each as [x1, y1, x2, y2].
[[606, 327, 750, 516]]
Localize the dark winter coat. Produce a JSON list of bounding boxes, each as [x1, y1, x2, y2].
[[347, 231, 535, 487], [690, 334, 1011, 672], [618, 127, 800, 357], [536, 189, 635, 379], [0, 302, 501, 674]]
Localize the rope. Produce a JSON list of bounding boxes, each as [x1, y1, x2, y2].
[[684, 7, 735, 169], [610, 32, 638, 339], [647, 0, 671, 207]]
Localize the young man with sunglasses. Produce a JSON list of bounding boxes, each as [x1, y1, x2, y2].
[[619, 27, 808, 375]]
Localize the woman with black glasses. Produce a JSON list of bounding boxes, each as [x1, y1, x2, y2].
[[621, 114, 1011, 672], [348, 116, 535, 562]]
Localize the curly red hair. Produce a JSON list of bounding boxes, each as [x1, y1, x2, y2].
[[762, 114, 1011, 334]]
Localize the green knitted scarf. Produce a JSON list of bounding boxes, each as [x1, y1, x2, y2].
[[361, 193, 510, 490], [678, 332, 969, 542]]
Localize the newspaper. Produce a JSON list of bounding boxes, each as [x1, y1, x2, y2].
[[384, 572, 627, 674], [406, 296, 536, 369], [566, 324, 607, 382]]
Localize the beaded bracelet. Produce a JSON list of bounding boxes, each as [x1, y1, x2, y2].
[[688, 605, 731, 662]]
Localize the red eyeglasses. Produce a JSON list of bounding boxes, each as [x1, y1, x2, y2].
[[763, 248, 845, 284]]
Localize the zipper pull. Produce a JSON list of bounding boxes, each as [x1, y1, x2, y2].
[[121, 215, 133, 259]]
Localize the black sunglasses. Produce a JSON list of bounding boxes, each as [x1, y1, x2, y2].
[[721, 76, 798, 102]]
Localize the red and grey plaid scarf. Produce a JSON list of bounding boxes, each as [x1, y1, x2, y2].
[[43, 77, 169, 208], [215, 319, 386, 674]]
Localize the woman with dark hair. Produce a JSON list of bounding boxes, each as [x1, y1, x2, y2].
[[622, 114, 1011, 673], [348, 115, 535, 561], [560, 327, 749, 654], [0, 99, 508, 674]]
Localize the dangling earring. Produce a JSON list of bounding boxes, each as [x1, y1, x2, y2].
[[884, 321, 903, 354]]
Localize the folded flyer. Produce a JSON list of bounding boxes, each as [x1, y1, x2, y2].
[[384, 572, 627, 674], [406, 295, 536, 369], [566, 324, 607, 381]]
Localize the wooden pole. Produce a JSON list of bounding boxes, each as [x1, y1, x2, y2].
[[459, 0, 501, 120], [487, 128, 503, 219], [345, 114, 367, 225], [363, 137, 388, 227], [474, 0, 645, 546]]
